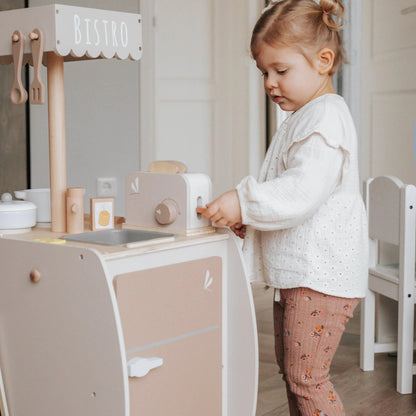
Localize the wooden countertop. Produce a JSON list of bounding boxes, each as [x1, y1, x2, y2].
[[0, 221, 229, 261]]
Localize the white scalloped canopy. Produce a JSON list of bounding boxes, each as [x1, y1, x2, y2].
[[0, 4, 142, 62]]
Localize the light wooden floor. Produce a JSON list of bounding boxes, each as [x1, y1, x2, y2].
[[253, 286, 416, 416]]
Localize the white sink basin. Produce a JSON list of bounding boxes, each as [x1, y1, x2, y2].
[[63, 229, 175, 247]]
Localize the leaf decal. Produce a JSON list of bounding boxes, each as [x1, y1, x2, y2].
[[203, 269, 213, 291], [131, 176, 139, 193]]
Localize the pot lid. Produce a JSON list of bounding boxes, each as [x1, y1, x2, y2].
[[0, 193, 36, 212]]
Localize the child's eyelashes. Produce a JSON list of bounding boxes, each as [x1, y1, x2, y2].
[[258, 69, 287, 77]]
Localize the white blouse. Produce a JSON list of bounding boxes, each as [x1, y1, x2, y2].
[[236, 94, 368, 299]]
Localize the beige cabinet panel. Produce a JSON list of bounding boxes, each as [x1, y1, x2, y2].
[[114, 256, 222, 415], [128, 332, 222, 415]]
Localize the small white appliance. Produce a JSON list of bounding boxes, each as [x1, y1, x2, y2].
[[125, 170, 213, 235]]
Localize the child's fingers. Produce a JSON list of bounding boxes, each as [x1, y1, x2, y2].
[[196, 206, 207, 215], [211, 212, 223, 224], [232, 222, 243, 230], [196, 205, 214, 219], [231, 223, 246, 239], [196, 204, 222, 224], [216, 219, 228, 227], [201, 202, 221, 220]]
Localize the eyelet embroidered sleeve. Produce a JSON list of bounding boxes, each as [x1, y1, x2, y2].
[[236, 134, 344, 230]]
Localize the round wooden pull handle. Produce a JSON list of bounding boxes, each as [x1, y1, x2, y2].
[[30, 269, 41, 283]]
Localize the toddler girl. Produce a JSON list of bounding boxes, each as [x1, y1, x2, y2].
[[201, 1, 368, 415]]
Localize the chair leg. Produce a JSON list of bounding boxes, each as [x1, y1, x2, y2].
[[397, 296, 414, 394], [360, 289, 375, 371]]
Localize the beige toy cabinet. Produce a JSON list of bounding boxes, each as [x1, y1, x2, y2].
[[0, 229, 258, 416]]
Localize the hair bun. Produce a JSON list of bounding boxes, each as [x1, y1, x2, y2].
[[320, 0, 345, 30]]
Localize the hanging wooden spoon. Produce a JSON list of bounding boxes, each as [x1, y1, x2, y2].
[[10, 30, 28, 105]]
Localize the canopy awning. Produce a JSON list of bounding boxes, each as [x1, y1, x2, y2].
[[0, 4, 142, 64]]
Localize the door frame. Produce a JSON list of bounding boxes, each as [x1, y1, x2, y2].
[[342, 0, 362, 147]]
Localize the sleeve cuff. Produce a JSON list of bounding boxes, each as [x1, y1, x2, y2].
[[236, 176, 254, 225]]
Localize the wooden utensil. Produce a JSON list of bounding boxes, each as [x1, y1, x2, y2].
[[10, 30, 28, 105], [29, 29, 45, 104]]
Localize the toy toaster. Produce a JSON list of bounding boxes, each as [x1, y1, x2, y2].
[[124, 161, 214, 235]]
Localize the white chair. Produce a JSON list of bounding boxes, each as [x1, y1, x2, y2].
[[360, 176, 416, 394]]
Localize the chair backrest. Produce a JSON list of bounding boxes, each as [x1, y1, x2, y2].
[[366, 176, 403, 245], [364, 175, 416, 274]]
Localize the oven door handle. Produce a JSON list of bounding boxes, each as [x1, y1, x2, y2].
[[127, 356, 164, 378]]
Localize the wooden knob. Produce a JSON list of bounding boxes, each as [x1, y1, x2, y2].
[[29, 32, 39, 40], [30, 269, 41, 283], [155, 200, 178, 225], [12, 33, 20, 42]]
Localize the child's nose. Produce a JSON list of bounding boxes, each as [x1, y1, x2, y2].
[[265, 74, 278, 89]]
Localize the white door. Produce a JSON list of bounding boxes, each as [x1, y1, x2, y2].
[[360, 1, 416, 343], [360, 1, 416, 183], [139, 0, 266, 197]]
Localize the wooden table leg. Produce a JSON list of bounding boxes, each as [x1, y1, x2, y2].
[[47, 52, 67, 232]]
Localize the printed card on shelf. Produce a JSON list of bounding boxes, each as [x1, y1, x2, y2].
[[90, 197, 114, 231]]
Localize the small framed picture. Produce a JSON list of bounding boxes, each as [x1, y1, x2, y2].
[[90, 198, 114, 231]]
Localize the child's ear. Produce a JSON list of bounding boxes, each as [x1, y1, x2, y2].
[[317, 48, 335, 75]]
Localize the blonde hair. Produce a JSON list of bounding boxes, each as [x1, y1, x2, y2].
[[251, 0, 346, 75]]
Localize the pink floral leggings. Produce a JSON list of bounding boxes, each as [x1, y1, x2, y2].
[[274, 287, 359, 416]]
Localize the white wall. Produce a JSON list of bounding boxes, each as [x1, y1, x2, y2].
[[139, 0, 266, 199], [360, 1, 416, 185], [29, 0, 140, 216]]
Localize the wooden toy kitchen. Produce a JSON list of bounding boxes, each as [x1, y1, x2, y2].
[[0, 4, 258, 416]]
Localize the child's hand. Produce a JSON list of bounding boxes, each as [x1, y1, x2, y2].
[[201, 190, 242, 227], [230, 222, 246, 239]]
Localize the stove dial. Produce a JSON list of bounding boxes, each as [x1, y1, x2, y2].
[[154, 199, 178, 225]]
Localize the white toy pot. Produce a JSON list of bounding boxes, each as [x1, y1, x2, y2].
[[0, 193, 36, 233]]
